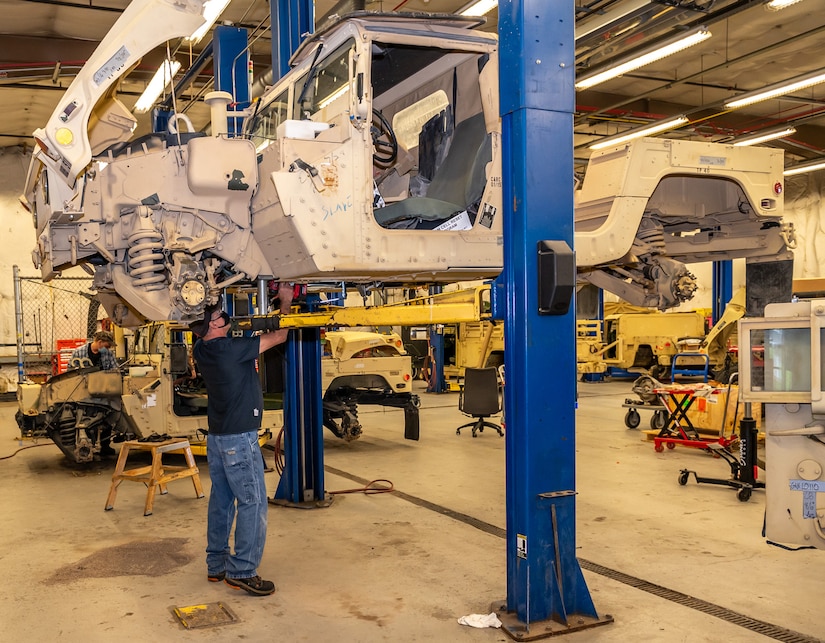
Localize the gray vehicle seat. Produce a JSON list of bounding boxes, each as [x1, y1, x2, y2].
[[375, 111, 491, 229]]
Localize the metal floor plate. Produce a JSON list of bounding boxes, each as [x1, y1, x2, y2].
[[172, 602, 238, 629]]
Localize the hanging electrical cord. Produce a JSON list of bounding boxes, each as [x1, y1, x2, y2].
[[329, 479, 394, 496], [269, 427, 394, 495], [0, 443, 53, 461], [272, 427, 286, 475]]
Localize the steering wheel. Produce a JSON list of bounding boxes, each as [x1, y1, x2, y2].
[[371, 108, 398, 167]]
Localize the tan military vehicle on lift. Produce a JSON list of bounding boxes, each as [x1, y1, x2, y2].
[[23, 2, 794, 331]]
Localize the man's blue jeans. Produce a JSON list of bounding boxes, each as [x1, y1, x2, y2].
[[206, 430, 268, 579]]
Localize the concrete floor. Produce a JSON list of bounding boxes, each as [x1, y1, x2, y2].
[[1, 380, 823, 642]]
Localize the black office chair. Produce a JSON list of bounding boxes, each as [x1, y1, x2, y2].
[[456, 367, 503, 438]]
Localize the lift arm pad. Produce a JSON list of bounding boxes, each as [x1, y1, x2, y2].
[[248, 316, 283, 332]]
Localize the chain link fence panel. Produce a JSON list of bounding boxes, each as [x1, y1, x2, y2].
[[16, 275, 106, 382]]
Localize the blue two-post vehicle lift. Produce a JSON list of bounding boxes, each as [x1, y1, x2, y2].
[[215, 0, 612, 637], [495, 2, 611, 635]]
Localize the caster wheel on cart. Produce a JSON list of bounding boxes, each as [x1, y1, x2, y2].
[[678, 471, 690, 486], [654, 444, 664, 453], [737, 487, 752, 502], [625, 409, 641, 429], [650, 410, 668, 431], [666, 441, 676, 450]]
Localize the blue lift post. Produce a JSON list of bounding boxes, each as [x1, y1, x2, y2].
[[265, 0, 330, 507], [213, 25, 251, 135], [271, 328, 331, 507], [495, 2, 612, 636], [712, 260, 733, 325], [427, 285, 447, 393], [271, 0, 314, 79], [427, 326, 447, 393]]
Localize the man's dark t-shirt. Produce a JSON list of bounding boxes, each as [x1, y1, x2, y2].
[[193, 335, 262, 435], [88, 346, 101, 367]]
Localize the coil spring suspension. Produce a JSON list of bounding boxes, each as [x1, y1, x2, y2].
[[128, 228, 166, 290], [636, 221, 666, 254], [52, 404, 80, 449]]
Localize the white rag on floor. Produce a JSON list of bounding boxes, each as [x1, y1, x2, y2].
[[457, 612, 502, 628]]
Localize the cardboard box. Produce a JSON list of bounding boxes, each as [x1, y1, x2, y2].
[[685, 385, 761, 435]]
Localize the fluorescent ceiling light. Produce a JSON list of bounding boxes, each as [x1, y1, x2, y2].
[[724, 68, 825, 109], [458, 0, 498, 16], [576, 27, 711, 90], [576, 0, 649, 41], [783, 158, 825, 176], [589, 115, 689, 151], [133, 59, 181, 114], [765, 0, 804, 10], [732, 126, 796, 147], [187, 0, 232, 44]]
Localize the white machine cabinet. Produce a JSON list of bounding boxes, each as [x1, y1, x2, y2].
[[739, 299, 825, 548]]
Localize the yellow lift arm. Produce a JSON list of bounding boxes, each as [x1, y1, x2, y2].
[[236, 285, 493, 331]]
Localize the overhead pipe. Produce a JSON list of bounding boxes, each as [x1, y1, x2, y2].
[[158, 41, 214, 110], [575, 0, 652, 42], [578, 0, 762, 71], [577, 101, 825, 155], [577, 21, 825, 125], [157, 10, 270, 113]]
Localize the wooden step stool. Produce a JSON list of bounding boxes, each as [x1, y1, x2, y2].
[[105, 439, 205, 516]]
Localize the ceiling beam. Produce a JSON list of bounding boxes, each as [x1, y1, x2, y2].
[[0, 35, 98, 63], [21, 0, 123, 13]]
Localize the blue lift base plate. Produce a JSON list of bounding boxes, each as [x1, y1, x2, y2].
[[268, 494, 334, 510], [492, 600, 614, 641]]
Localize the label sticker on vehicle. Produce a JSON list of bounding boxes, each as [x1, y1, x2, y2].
[[516, 533, 527, 559], [94, 46, 130, 86], [435, 210, 473, 231], [479, 203, 497, 229]]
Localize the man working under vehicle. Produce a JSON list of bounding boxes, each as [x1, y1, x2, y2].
[[69, 330, 118, 371], [70, 330, 119, 457], [189, 284, 293, 597]]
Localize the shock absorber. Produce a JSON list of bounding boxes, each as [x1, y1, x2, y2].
[[128, 207, 166, 290]]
